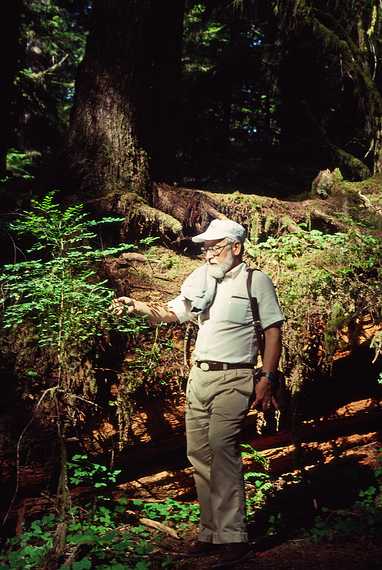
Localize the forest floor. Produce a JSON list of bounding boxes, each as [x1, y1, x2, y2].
[[172, 534, 382, 569]]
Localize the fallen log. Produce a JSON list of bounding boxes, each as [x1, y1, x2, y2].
[[139, 517, 180, 539], [1, 398, 380, 529], [115, 432, 381, 502], [244, 397, 382, 451], [119, 397, 382, 480], [258, 431, 380, 476], [88, 173, 382, 244]]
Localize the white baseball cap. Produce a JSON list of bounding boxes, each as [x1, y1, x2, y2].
[[192, 219, 246, 243]]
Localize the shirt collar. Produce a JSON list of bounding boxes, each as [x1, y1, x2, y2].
[[224, 262, 245, 279]]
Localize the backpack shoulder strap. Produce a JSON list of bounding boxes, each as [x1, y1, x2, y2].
[[246, 267, 265, 357]]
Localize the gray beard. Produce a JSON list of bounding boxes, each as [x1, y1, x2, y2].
[[207, 259, 233, 280]]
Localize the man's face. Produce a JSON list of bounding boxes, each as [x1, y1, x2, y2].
[[202, 239, 241, 278]]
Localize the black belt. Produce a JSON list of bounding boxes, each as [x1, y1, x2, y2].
[[195, 361, 255, 372]]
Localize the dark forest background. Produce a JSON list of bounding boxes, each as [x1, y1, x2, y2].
[[2, 0, 382, 203]]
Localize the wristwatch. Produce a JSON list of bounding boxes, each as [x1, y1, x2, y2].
[[256, 370, 278, 384]]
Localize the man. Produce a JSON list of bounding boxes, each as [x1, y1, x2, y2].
[[111, 219, 283, 567]]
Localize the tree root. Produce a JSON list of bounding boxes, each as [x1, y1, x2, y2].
[[89, 175, 382, 246]]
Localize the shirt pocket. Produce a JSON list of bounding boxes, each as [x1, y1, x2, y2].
[[224, 295, 251, 324]]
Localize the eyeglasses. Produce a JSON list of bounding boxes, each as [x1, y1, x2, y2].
[[201, 242, 230, 256]]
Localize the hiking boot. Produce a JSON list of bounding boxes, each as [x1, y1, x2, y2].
[[211, 542, 253, 568], [183, 540, 222, 557]]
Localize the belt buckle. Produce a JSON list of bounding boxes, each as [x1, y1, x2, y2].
[[200, 362, 210, 371]]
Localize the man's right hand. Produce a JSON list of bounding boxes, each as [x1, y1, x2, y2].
[[110, 297, 178, 324], [110, 296, 135, 316]]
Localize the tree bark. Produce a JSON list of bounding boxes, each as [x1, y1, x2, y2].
[[67, 0, 185, 201]]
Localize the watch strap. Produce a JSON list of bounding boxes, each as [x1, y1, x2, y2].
[[255, 369, 278, 385]]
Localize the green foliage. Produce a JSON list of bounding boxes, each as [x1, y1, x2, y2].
[[0, 193, 149, 452], [0, 460, 180, 569], [245, 472, 273, 513], [17, 0, 87, 144], [241, 442, 270, 470], [0, 507, 155, 569], [0, 193, 145, 354], [131, 498, 200, 527], [248, 227, 382, 384], [0, 514, 56, 570], [5, 148, 40, 181], [181, 1, 274, 183], [241, 444, 274, 513], [184, 3, 227, 61], [0, 198, 182, 567], [68, 454, 121, 489]]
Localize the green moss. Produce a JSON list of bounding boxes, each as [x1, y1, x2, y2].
[[324, 302, 350, 355], [331, 145, 371, 180], [248, 227, 382, 391]]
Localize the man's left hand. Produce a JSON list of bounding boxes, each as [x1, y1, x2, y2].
[[252, 377, 276, 412]]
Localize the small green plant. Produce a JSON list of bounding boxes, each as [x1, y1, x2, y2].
[[132, 498, 200, 528], [241, 444, 274, 512], [0, 194, 153, 565], [0, 514, 56, 569], [68, 454, 121, 489], [241, 443, 270, 470], [5, 148, 40, 180], [0, 192, 151, 415], [0, 192, 145, 345]]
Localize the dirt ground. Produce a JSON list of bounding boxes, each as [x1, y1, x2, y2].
[[171, 536, 382, 569]]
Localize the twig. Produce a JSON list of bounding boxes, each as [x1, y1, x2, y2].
[[131, 284, 174, 294], [60, 545, 81, 568], [139, 517, 180, 539], [30, 54, 69, 80], [2, 387, 58, 526], [152, 275, 174, 282], [93, 367, 120, 373], [358, 191, 382, 215], [5, 231, 26, 264], [58, 390, 101, 409]]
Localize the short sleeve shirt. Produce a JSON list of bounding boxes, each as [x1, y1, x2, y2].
[[168, 262, 284, 363]]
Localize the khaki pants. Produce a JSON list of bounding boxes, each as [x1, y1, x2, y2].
[[185, 365, 254, 544]]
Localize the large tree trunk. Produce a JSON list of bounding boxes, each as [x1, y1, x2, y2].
[[67, 0, 185, 201]]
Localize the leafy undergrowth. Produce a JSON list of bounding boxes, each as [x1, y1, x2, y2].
[[1, 194, 382, 568], [1, 449, 381, 569], [246, 226, 382, 391]]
